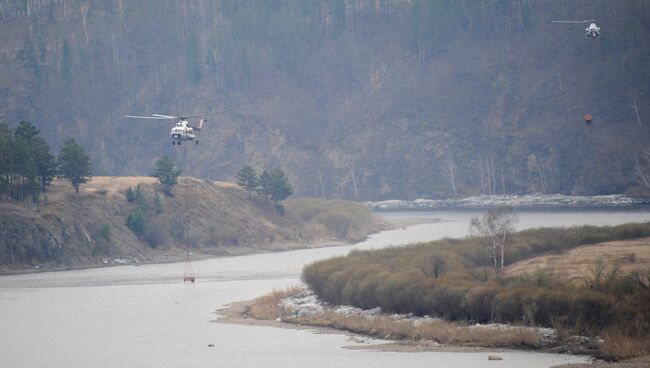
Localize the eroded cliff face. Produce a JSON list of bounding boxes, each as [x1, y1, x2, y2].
[[0, 176, 376, 273], [1, 1, 649, 199], [0, 205, 64, 267]]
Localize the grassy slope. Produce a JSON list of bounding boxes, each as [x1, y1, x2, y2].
[[0, 176, 377, 272], [504, 237, 650, 281]]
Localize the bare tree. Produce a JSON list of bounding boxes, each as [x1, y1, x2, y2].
[[442, 152, 457, 197], [584, 258, 621, 292], [630, 89, 643, 128], [634, 148, 650, 189], [527, 154, 538, 193], [80, 4, 90, 44], [469, 207, 517, 270], [350, 168, 359, 200]]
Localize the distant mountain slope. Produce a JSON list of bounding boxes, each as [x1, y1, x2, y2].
[[0, 176, 377, 273], [0, 0, 648, 199]]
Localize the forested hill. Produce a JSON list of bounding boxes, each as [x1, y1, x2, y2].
[[0, 0, 649, 200]]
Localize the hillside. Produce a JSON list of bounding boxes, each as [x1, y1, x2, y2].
[[0, 1, 648, 200], [0, 176, 377, 273]]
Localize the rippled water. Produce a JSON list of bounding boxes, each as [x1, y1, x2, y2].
[[2, 209, 649, 368]]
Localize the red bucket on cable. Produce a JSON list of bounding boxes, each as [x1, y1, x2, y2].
[[184, 250, 195, 283]]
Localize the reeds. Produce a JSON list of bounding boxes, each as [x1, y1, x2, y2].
[[248, 287, 303, 320], [599, 330, 650, 361], [248, 288, 540, 348], [296, 312, 540, 348]]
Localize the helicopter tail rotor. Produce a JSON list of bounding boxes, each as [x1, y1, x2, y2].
[[191, 119, 206, 131]]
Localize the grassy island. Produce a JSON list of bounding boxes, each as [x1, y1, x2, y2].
[[300, 222, 650, 360]]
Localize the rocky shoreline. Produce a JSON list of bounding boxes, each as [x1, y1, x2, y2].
[[367, 194, 650, 211]]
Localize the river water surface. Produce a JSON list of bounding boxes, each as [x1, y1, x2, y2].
[[2, 210, 650, 368]]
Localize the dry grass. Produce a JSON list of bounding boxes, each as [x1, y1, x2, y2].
[[248, 288, 540, 349], [296, 313, 540, 348], [599, 330, 650, 361], [247, 287, 303, 320], [212, 181, 239, 189], [86, 176, 157, 192], [504, 238, 650, 281]]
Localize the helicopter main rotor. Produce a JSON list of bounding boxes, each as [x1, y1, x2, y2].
[[552, 20, 595, 24], [125, 111, 221, 121]]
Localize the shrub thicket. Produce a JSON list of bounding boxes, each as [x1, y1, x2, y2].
[[302, 222, 650, 356], [126, 210, 145, 236], [285, 198, 375, 240], [126, 186, 135, 202], [99, 224, 111, 242]]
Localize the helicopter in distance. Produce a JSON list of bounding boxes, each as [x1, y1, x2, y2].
[[552, 20, 601, 39], [125, 112, 217, 146]]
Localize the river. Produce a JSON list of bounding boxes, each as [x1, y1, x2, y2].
[[2, 209, 649, 368]]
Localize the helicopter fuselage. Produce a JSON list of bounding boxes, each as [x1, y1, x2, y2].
[[171, 120, 197, 145], [125, 112, 207, 146], [585, 23, 601, 39]]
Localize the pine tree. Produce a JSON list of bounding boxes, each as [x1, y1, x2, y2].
[[269, 169, 294, 208], [13, 121, 39, 142], [58, 138, 92, 193], [257, 170, 272, 207], [134, 184, 148, 215], [9, 134, 40, 202], [0, 124, 11, 200], [153, 192, 163, 215], [236, 165, 259, 200], [14, 122, 56, 192], [126, 210, 145, 236], [126, 186, 135, 202], [99, 224, 112, 242], [151, 156, 181, 196], [32, 137, 56, 192], [61, 39, 72, 83]]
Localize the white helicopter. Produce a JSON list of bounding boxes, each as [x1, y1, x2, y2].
[[125, 112, 215, 146], [552, 20, 601, 39]]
